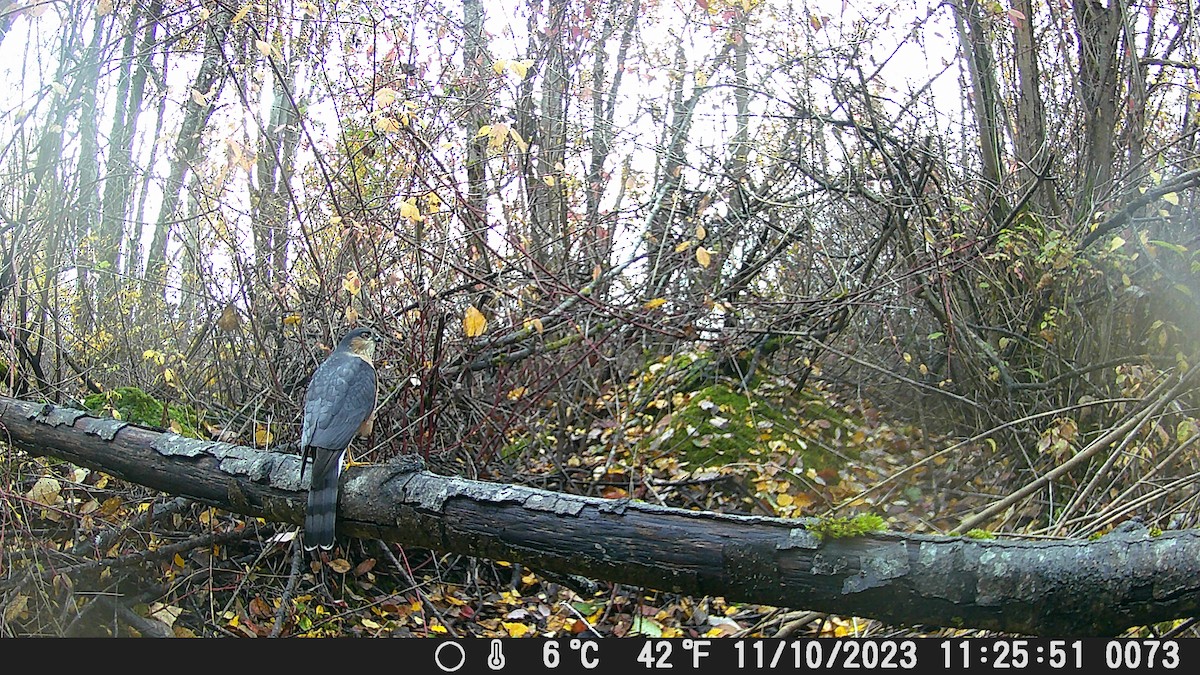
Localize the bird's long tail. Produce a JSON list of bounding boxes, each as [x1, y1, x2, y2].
[[304, 447, 345, 551]]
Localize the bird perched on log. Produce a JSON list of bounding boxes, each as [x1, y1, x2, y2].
[[300, 327, 380, 551]]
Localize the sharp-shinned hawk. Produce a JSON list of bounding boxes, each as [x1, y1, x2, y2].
[[300, 327, 380, 551]]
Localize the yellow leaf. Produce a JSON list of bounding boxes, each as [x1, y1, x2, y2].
[[523, 317, 544, 334], [399, 199, 421, 221], [190, 89, 209, 106], [674, 240, 693, 253], [485, 123, 510, 153], [374, 116, 401, 133], [254, 425, 273, 446], [695, 70, 708, 87], [643, 297, 667, 310], [695, 224, 707, 241], [231, 3, 252, 25], [344, 306, 359, 323], [255, 39, 272, 57], [429, 624, 448, 634], [507, 386, 527, 400], [502, 621, 531, 638], [361, 617, 381, 629], [1163, 192, 1179, 206], [463, 306, 487, 338], [492, 59, 507, 75], [283, 314, 302, 326], [1109, 235, 1125, 251], [510, 128, 528, 152], [174, 553, 186, 567], [695, 246, 712, 268], [373, 87, 398, 110], [476, 124, 492, 138], [543, 175, 556, 186], [96, 0, 113, 17], [342, 271, 361, 296], [510, 59, 534, 79], [776, 493, 794, 507]]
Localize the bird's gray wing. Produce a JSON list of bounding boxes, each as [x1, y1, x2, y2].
[[301, 352, 377, 452]]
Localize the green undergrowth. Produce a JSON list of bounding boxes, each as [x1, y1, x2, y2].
[[83, 386, 204, 439], [656, 382, 857, 471]]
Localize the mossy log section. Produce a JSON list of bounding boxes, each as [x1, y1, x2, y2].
[[3, 396, 1198, 636]]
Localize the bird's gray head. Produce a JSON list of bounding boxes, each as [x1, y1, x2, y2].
[[339, 327, 381, 360]]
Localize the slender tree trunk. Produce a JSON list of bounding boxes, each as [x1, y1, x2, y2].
[[144, 7, 232, 299], [459, 0, 495, 298], [101, 0, 161, 285], [583, 0, 637, 286], [1072, 0, 1124, 214], [252, 20, 303, 289], [73, 15, 108, 331], [952, 0, 1010, 226], [525, 0, 570, 274], [645, 44, 692, 300], [1010, 0, 1051, 211]]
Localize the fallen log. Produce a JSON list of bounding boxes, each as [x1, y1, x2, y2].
[[2, 396, 1197, 635]]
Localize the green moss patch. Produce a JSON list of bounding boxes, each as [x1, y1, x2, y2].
[[84, 387, 204, 439]]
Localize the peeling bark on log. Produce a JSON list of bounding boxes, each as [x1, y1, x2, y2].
[[2, 396, 1198, 636]]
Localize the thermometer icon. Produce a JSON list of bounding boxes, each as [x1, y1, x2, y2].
[[487, 639, 506, 670]]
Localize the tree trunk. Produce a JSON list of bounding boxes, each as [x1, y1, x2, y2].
[[73, 15, 107, 332], [1010, 0, 1052, 214], [252, 20, 302, 289], [952, 0, 1011, 226], [533, 0, 570, 273], [101, 1, 161, 287], [143, 7, 232, 299], [583, 0, 637, 283], [1072, 0, 1124, 214], [3, 395, 1198, 636], [459, 0, 495, 296]]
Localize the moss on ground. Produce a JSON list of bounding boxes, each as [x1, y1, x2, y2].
[[83, 386, 203, 439]]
